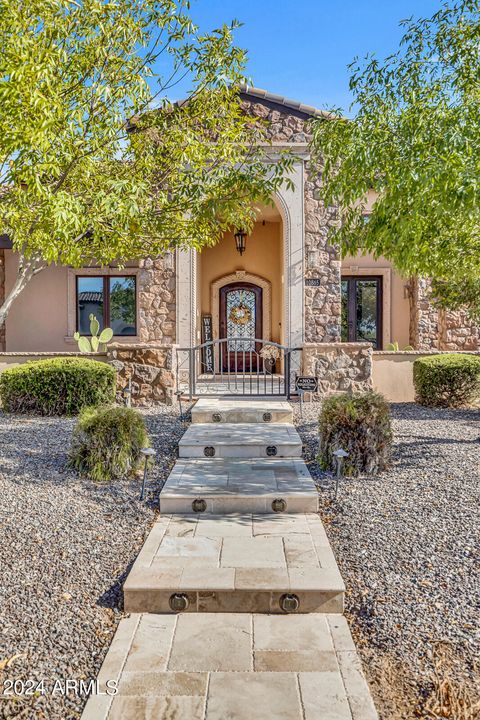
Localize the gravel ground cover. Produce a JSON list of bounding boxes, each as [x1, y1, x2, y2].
[[0, 406, 185, 720], [1, 399, 479, 720], [294, 401, 480, 720]]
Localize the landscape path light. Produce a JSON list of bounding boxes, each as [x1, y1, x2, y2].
[[333, 448, 349, 499], [124, 378, 132, 407], [176, 390, 186, 422], [139, 447, 156, 500]]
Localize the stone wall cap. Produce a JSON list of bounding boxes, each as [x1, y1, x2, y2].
[[109, 343, 176, 350], [0, 351, 106, 357], [240, 84, 340, 120], [302, 342, 373, 349], [374, 350, 480, 356]]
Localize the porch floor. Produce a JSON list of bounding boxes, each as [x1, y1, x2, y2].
[[179, 373, 285, 396]]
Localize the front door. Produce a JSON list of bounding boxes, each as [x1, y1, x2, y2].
[[220, 282, 262, 371], [341, 276, 383, 349]]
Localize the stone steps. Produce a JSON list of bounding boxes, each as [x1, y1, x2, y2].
[[82, 613, 378, 720], [191, 398, 293, 424], [123, 513, 344, 614], [179, 423, 302, 459], [159, 458, 318, 514]]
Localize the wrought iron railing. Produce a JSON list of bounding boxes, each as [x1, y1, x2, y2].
[[176, 338, 301, 399]]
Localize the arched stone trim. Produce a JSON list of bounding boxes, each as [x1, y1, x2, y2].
[[211, 271, 271, 341], [274, 162, 305, 347]]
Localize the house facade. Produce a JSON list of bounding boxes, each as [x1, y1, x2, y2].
[[0, 87, 478, 401]]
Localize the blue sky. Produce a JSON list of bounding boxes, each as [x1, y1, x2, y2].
[[181, 0, 441, 113]]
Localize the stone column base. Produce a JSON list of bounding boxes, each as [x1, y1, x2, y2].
[[301, 342, 373, 396], [107, 345, 177, 406]]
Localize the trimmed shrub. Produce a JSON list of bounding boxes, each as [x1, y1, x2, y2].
[[69, 406, 150, 482], [318, 391, 392, 476], [413, 353, 480, 407], [0, 358, 115, 415]]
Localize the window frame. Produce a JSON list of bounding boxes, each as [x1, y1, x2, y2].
[[341, 275, 383, 350], [75, 274, 137, 336]]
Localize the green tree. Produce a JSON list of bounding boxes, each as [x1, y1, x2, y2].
[[311, 1, 480, 314], [0, 0, 292, 327]]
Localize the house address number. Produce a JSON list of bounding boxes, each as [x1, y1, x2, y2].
[[305, 278, 321, 287]]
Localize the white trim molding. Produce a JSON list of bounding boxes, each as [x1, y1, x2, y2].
[[275, 161, 304, 347], [210, 271, 272, 342], [176, 249, 196, 348]]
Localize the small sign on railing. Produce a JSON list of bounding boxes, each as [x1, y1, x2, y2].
[[295, 376, 318, 393]]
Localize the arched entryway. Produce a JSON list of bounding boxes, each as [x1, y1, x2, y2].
[[176, 166, 306, 356], [201, 203, 281, 356]]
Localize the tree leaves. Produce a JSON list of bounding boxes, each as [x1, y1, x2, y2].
[[311, 1, 480, 297], [0, 0, 292, 305]]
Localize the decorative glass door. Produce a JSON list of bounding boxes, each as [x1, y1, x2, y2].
[[220, 282, 262, 371], [341, 276, 382, 349]]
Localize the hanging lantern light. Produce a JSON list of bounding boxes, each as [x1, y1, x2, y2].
[[234, 229, 247, 256]]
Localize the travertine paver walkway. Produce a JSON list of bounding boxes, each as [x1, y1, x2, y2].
[[82, 398, 377, 719], [160, 458, 318, 513], [123, 513, 344, 613]]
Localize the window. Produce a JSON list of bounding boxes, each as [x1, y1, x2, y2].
[[341, 276, 382, 349], [76, 276, 136, 336]]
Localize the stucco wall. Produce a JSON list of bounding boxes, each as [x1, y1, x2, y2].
[[3, 251, 176, 352], [372, 352, 419, 402], [5, 252, 71, 351], [372, 350, 480, 402], [198, 221, 284, 344], [0, 351, 108, 373], [0, 249, 5, 351]]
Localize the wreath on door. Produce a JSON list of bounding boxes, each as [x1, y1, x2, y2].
[[229, 303, 252, 325]]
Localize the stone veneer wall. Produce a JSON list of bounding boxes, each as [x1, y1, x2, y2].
[[409, 277, 479, 350], [302, 342, 373, 396], [107, 345, 176, 406], [241, 99, 341, 343], [0, 250, 5, 351], [137, 256, 176, 344], [409, 277, 440, 350], [438, 309, 479, 351]]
